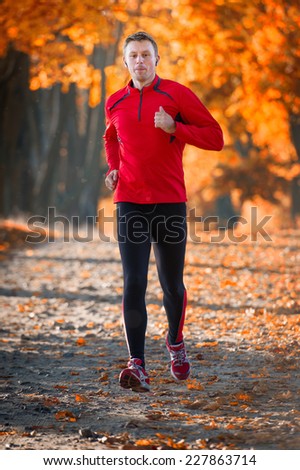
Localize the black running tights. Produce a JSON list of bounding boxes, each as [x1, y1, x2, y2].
[[117, 202, 187, 366]]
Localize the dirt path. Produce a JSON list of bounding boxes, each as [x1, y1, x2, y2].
[[0, 230, 300, 450]]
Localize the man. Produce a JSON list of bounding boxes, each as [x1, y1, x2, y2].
[[104, 31, 223, 392]]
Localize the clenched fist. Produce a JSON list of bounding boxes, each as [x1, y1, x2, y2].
[[154, 106, 176, 134], [105, 169, 119, 191]]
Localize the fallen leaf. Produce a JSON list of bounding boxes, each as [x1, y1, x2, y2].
[[43, 397, 61, 406], [76, 337, 86, 346], [195, 352, 204, 360], [167, 411, 189, 419], [75, 394, 89, 403], [221, 279, 237, 287], [203, 402, 220, 411], [80, 270, 91, 279], [145, 411, 164, 420], [234, 392, 253, 402], [187, 379, 204, 390], [204, 420, 218, 430], [135, 438, 156, 447], [55, 410, 77, 422], [207, 375, 219, 385], [99, 372, 109, 382], [184, 399, 207, 409]]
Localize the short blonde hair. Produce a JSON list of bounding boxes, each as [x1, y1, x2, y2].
[[123, 31, 158, 56]]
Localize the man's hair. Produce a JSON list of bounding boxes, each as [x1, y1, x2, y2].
[[123, 31, 158, 56]]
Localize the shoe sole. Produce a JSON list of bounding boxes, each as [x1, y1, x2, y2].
[[119, 372, 150, 393]]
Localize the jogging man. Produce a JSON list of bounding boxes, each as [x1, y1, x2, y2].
[[104, 31, 223, 392]]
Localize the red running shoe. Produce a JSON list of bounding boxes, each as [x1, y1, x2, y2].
[[166, 337, 191, 381], [119, 358, 150, 392]]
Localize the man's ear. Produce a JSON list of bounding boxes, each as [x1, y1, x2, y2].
[[123, 57, 128, 67], [155, 56, 160, 66]]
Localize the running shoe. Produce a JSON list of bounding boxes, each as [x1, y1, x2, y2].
[[119, 358, 150, 392], [166, 336, 191, 381]]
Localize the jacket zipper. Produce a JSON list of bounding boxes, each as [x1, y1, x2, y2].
[[138, 89, 143, 121]]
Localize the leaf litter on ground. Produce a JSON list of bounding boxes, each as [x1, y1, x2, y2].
[[0, 226, 299, 449]]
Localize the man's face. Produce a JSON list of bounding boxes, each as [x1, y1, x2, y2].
[[124, 40, 159, 86]]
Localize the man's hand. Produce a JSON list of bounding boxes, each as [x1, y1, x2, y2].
[[105, 169, 119, 191], [154, 106, 176, 134]]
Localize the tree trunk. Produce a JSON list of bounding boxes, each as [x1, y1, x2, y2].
[[35, 85, 73, 215], [0, 23, 124, 221], [77, 46, 107, 222], [0, 46, 32, 216], [289, 113, 300, 222], [215, 194, 239, 228]]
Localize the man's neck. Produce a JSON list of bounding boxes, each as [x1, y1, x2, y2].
[[132, 74, 156, 90]]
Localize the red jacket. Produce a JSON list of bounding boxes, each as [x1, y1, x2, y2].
[[104, 75, 223, 204]]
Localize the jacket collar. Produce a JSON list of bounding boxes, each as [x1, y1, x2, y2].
[[127, 74, 160, 92]]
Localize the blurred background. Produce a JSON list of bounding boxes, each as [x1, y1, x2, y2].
[[0, 0, 299, 233]]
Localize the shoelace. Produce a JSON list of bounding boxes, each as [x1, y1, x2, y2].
[[129, 360, 142, 369], [129, 361, 148, 379], [170, 348, 187, 365]]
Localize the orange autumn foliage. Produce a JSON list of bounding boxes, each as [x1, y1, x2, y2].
[[1, 0, 299, 210]]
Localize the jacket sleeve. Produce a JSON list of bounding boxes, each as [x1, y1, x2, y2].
[[103, 104, 120, 175], [173, 85, 224, 151]]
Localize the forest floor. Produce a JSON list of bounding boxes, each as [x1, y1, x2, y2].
[[0, 220, 300, 450]]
